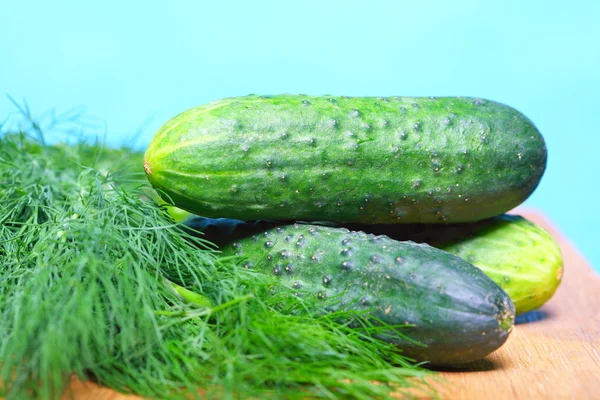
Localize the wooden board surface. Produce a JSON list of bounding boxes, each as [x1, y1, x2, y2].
[[65, 210, 599, 399], [433, 210, 600, 399]]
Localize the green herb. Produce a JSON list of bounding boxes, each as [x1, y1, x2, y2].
[[0, 110, 434, 399]]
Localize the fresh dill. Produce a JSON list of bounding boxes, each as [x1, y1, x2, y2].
[[0, 114, 433, 399]]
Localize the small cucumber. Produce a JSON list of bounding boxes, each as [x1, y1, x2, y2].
[[438, 215, 563, 315], [144, 95, 546, 224], [343, 215, 563, 314], [186, 218, 515, 366]]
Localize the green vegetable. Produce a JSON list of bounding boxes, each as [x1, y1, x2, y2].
[[186, 217, 516, 366], [0, 116, 433, 399], [343, 215, 563, 314], [144, 95, 546, 223]]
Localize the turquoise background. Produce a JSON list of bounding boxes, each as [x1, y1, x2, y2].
[[1, 1, 599, 271]]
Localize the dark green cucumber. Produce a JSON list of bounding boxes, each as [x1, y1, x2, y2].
[[186, 218, 515, 366], [144, 95, 546, 224], [343, 215, 564, 315]]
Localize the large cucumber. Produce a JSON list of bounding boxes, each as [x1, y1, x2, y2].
[[144, 95, 546, 224], [186, 218, 515, 366], [343, 215, 564, 314]]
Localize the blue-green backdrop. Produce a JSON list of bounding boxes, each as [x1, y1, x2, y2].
[[1, 0, 599, 271]]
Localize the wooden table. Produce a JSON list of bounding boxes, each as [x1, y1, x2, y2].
[[66, 210, 600, 399]]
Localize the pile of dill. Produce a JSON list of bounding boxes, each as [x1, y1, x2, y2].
[[0, 115, 433, 399]]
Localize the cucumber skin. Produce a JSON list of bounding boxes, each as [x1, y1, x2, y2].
[[187, 219, 515, 366], [144, 95, 547, 224]]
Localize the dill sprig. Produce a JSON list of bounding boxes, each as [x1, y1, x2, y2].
[[0, 118, 433, 399]]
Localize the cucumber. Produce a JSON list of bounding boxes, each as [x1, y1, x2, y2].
[[342, 215, 564, 315], [186, 218, 515, 366], [144, 95, 546, 223]]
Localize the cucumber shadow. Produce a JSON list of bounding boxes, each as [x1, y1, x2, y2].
[[425, 357, 503, 373], [515, 309, 550, 325]]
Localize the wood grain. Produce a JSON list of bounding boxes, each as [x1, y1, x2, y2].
[[62, 210, 599, 399]]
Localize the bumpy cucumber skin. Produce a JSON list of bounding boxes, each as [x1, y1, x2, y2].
[[188, 218, 515, 366], [144, 95, 547, 224], [343, 215, 564, 315], [440, 216, 563, 315]]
